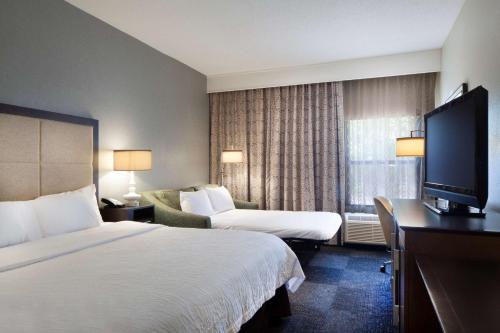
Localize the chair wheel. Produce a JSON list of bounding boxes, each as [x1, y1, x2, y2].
[[380, 265, 386, 273]]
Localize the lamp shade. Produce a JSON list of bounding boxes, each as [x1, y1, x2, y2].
[[396, 137, 424, 157], [113, 150, 152, 171], [221, 149, 243, 163]]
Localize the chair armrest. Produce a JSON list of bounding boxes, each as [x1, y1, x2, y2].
[[234, 199, 259, 210], [140, 193, 211, 229]]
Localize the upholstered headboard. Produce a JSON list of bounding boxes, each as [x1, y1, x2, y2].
[[0, 103, 98, 201]]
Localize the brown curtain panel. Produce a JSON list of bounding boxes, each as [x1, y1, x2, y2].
[[210, 82, 345, 212]]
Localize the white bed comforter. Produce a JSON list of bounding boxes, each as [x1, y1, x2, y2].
[[210, 209, 342, 241], [0, 222, 304, 333]]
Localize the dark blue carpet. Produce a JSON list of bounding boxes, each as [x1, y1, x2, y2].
[[266, 246, 394, 333]]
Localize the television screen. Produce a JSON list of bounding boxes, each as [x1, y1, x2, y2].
[[426, 97, 476, 190], [424, 86, 488, 209]]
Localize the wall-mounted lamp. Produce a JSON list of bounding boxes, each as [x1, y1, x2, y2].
[[396, 130, 424, 157], [113, 149, 152, 206]]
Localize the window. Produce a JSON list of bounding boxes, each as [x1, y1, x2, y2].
[[345, 115, 420, 212]]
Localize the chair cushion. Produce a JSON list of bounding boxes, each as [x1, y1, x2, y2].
[[154, 187, 195, 210], [194, 184, 220, 191]]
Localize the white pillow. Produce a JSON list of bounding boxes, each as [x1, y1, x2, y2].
[[0, 217, 26, 248], [0, 201, 37, 247], [33, 191, 101, 237], [0, 201, 40, 247], [75, 184, 104, 224], [179, 190, 215, 216], [39, 184, 103, 224], [205, 186, 235, 213]]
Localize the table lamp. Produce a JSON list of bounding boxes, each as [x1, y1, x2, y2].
[[113, 149, 152, 206]]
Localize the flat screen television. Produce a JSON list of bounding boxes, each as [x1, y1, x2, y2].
[[424, 86, 488, 215]]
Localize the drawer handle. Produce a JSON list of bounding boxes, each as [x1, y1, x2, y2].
[[393, 249, 400, 271]]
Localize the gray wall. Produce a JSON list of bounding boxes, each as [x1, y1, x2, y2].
[[439, 0, 500, 212], [0, 0, 209, 199]]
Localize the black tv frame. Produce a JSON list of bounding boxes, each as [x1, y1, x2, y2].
[[423, 86, 488, 215]]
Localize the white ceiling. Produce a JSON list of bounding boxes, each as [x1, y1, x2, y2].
[[66, 0, 465, 76]]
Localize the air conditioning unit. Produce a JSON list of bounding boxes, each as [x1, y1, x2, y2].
[[344, 213, 386, 245]]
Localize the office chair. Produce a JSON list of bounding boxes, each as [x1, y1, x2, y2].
[[373, 196, 394, 273]]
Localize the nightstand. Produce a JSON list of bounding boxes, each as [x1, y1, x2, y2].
[[99, 204, 155, 223]]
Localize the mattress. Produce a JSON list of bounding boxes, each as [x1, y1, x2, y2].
[[210, 209, 342, 241], [0, 221, 304, 333]]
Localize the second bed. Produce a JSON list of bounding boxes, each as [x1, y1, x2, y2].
[[210, 209, 342, 242]]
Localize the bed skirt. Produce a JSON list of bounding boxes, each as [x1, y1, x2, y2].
[[239, 285, 291, 332]]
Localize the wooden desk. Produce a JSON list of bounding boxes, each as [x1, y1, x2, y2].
[[416, 255, 500, 333], [391, 199, 500, 333]]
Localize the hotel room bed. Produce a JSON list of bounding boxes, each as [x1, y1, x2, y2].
[[0, 221, 304, 333], [141, 187, 342, 243], [0, 104, 305, 333], [210, 209, 342, 241]]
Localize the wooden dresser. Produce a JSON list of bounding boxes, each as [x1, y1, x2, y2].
[[391, 199, 500, 333]]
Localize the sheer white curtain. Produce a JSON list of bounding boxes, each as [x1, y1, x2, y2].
[[343, 73, 436, 213]]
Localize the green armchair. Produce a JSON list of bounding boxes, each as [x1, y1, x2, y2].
[[140, 185, 258, 229]]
